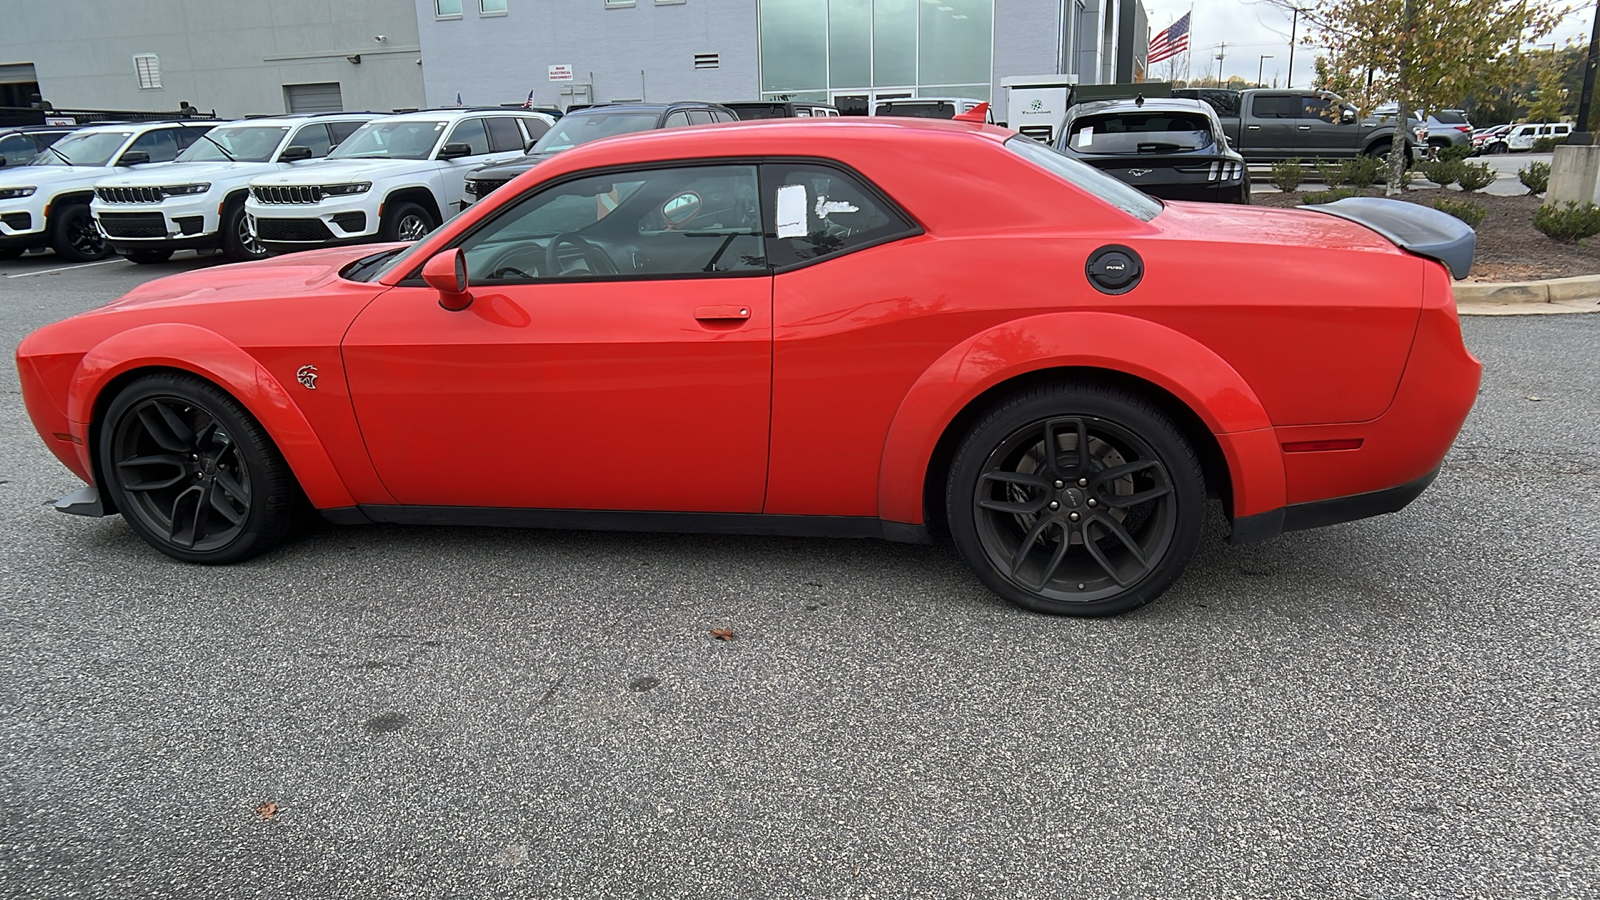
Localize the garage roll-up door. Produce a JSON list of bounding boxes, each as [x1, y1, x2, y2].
[[284, 82, 343, 114], [0, 63, 38, 84]]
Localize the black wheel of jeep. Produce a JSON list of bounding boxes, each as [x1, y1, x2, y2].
[[49, 204, 112, 262], [123, 249, 174, 264], [379, 201, 436, 243], [99, 372, 297, 564], [947, 382, 1206, 617], [220, 199, 266, 261]]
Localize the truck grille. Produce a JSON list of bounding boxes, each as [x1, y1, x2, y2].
[[251, 185, 324, 205], [97, 186, 165, 204], [98, 212, 168, 238], [256, 218, 334, 242], [466, 178, 510, 198]]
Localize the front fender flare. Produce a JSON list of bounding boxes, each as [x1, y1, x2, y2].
[[67, 322, 355, 509], [877, 311, 1285, 524]]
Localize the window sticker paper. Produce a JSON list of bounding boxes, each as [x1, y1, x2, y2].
[[814, 196, 859, 219], [776, 184, 807, 238], [1075, 126, 1093, 148]]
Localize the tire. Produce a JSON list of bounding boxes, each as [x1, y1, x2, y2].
[[123, 249, 173, 264], [379, 200, 436, 243], [1488, 142, 1508, 155], [49, 203, 112, 262], [99, 372, 298, 564], [219, 198, 266, 262], [946, 382, 1206, 617]]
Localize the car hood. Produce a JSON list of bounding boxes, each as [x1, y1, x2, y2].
[[251, 159, 434, 186], [0, 164, 122, 190], [98, 161, 275, 187], [92, 244, 400, 314], [469, 151, 558, 181]]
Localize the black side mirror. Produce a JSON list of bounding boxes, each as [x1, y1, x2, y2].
[[524, 139, 537, 153], [278, 145, 315, 162], [437, 142, 473, 160], [119, 150, 151, 166]]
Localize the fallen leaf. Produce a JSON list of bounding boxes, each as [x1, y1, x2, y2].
[[711, 627, 735, 641], [1526, 395, 1543, 401], [256, 801, 278, 820]]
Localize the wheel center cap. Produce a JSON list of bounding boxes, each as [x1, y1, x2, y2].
[[1061, 487, 1085, 509], [200, 457, 217, 476]]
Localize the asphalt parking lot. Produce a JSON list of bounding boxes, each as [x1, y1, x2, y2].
[[2, 252, 1597, 899]]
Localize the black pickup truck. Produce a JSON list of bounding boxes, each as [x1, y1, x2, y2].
[[1172, 88, 1427, 163]]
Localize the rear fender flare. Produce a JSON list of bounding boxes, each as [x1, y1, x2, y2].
[[67, 322, 355, 508], [877, 311, 1285, 524]]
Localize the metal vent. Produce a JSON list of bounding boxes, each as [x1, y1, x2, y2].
[[1018, 125, 1055, 142], [694, 53, 719, 70], [133, 54, 161, 90]]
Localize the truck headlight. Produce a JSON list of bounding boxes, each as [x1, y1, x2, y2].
[[0, 186, 37, 200], [161, 183, 211, 196], [321, 182, 371, 196]]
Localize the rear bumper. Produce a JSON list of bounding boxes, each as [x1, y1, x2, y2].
[[1230, 466, 1438, 543]]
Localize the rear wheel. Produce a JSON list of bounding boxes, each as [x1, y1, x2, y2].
[[49, 203, 112, 262], [379, 201, 436, 243], [123, 249, 174, 264], [220, 198, 266, 261], [947, 382, 1206, 617], [99, 372, 298, 564]]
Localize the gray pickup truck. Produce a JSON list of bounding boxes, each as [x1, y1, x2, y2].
[[1172, 88, 1427, 163]]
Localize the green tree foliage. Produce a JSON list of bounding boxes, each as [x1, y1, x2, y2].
[[1520, 49, 1571, 123]]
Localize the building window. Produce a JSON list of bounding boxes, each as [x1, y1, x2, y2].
[[656, 0, 687, 4], [480, 0, 508, 12], [694, 53, 719, 69], [436, 0, 463, 17], [604, 0, 636, 7], [133, 54, 161, 90]]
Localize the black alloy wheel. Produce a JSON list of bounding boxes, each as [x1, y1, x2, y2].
[[380, 201, 436, 243], [50, 204, 112, 262], [948, 383, 1205, 617], [100, 373, 297, 564]]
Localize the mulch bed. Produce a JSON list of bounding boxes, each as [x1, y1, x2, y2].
[[1251, 187, 1600, 281]]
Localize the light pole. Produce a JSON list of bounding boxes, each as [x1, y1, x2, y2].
[[1286, 6, 1302, 88], [1577, 0, 1600, 140], [1258, 54, 1275, 88], [1216, 42, 1227, 84]]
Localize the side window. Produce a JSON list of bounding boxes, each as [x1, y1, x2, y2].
[[795, 108, 812, 117], [0, 134, 36, 167], [520, 117, 552, 144], [127, 128, 180, 162], [287, 123, 333, 157], [688, 109, 714, 125], [1300, 96, 1335, 122], [446, 118, 491, 155], [1251, 95, 1297, 119], [485, 117, 525, 152], [174, 128, 208, 150], [713, 110, 737, 123], [459, 164, 766, 282], [760, 162, 917, 268], [664, 111, 691, 128], [327, 121, 364, 147]]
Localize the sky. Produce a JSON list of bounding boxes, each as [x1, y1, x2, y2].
[[1139, 0, 1598, 89]]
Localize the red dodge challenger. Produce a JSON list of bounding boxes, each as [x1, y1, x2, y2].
[[16, 118, 1482, 616]]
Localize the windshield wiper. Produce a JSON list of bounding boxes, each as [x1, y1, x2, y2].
[[195, 132, 236, 162], [43, 144, 73, 164]]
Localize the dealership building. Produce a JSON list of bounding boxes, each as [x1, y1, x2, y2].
[[1, 0, 1146, 119]]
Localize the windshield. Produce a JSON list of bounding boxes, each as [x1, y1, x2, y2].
[[28, 130, 132, 167], [1005, 135, 1162, 222], [530, 112, 660, 152], [1431, 110, 1469, 125], [177, 125, 291, 163], [1066, 112, 1215, 154], [876, 101, 957, 119], [328, 119, 447, 161], [725, 104, 786, 120]]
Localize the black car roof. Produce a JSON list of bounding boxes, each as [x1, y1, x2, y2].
[[567, 101, 732, 113], [1070, 98, 1215, 117]]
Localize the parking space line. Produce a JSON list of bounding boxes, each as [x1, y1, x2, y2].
[[5, 259, 124, 279]]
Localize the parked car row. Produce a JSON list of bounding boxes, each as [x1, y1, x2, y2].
[[1472, 121, 1573, 154]]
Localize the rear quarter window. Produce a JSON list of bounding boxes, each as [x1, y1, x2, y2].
[[1005, 135, 1162, 222]]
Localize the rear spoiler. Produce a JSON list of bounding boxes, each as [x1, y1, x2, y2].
[[1299, 197, 1476, 279]]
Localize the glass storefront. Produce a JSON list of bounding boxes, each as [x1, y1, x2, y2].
[[758, 0, 995, 109]]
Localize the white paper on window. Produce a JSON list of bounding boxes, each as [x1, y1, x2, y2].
[[814, 196, 859, 219], [776, 183, 807, 238], [1075, 126, 1093, 148]]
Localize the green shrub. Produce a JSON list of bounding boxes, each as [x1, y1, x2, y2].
[[1269, 158, 1304, 192], [1418, 158, 1463, 187], [1455, 161, 1497, 192], [1431, 198, 1486, 228], [1532, 136, 1561, 152], [1301, 187, 1360, 205], [1313, 157, 1345, 187], [1435, 143, 1475, 162], [1519, 161, 1551, 195], [1534, 201, 1600, 242], [1344, 154, 1387, 186]]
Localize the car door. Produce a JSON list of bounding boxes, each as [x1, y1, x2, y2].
[[436, 118, 520, 208], [1244, 94, 1301, 159], [1295, 95, 1352, 157], [341, 162, 773, 512]]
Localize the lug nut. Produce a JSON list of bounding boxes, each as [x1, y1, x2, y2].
[[1053, 480, 1065, 489], [1078, 478, 1088, 487], [1069, 512, 1080, 521], [1077, 583, 1086, 590], [1048, 501, 1060, 510], [1087, 498, 1097, 507]]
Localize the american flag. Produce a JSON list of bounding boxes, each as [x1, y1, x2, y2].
[[1148, 13, 1191, 65], [522, 89, 536, 109]]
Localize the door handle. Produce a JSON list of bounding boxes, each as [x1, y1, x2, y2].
[[1298, 125, 1313, 130], [694, 305, 751, 321], [1246, 125, 1261, 131]]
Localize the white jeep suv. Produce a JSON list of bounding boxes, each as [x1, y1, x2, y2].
[[91, 113, 379, 263], [0, 120, 216, 262], [245, 109, 552, 254]]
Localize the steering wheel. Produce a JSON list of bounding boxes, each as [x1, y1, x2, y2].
[[544, 233, 618, 276]]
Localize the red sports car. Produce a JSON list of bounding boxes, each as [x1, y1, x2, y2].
[[16, 119, 1482, 616]]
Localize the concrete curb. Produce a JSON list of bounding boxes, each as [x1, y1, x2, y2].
[[1455, 274, 1600, 316]]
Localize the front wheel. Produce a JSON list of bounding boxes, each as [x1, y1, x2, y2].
[[379, 201, 436, 243], [99, 372, 298, 564], [49, 204, 112, 262], [947, 383, 1206, 617], [220, 199, 266, 261]]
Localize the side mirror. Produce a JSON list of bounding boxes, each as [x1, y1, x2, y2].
[[1341, 108, 1358, 124], [661, 191, 702, 226], [278, 145, 315, 162], [119, 150, 151, 166], [437, 142, 473, 160], [422, 248, 473, 311], [524, 139, 538, 153]]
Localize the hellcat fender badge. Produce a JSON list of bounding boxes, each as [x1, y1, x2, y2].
[[296, 365, 318, 390]]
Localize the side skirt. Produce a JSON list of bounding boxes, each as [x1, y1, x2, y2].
[[319, 505, 931, 545]]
